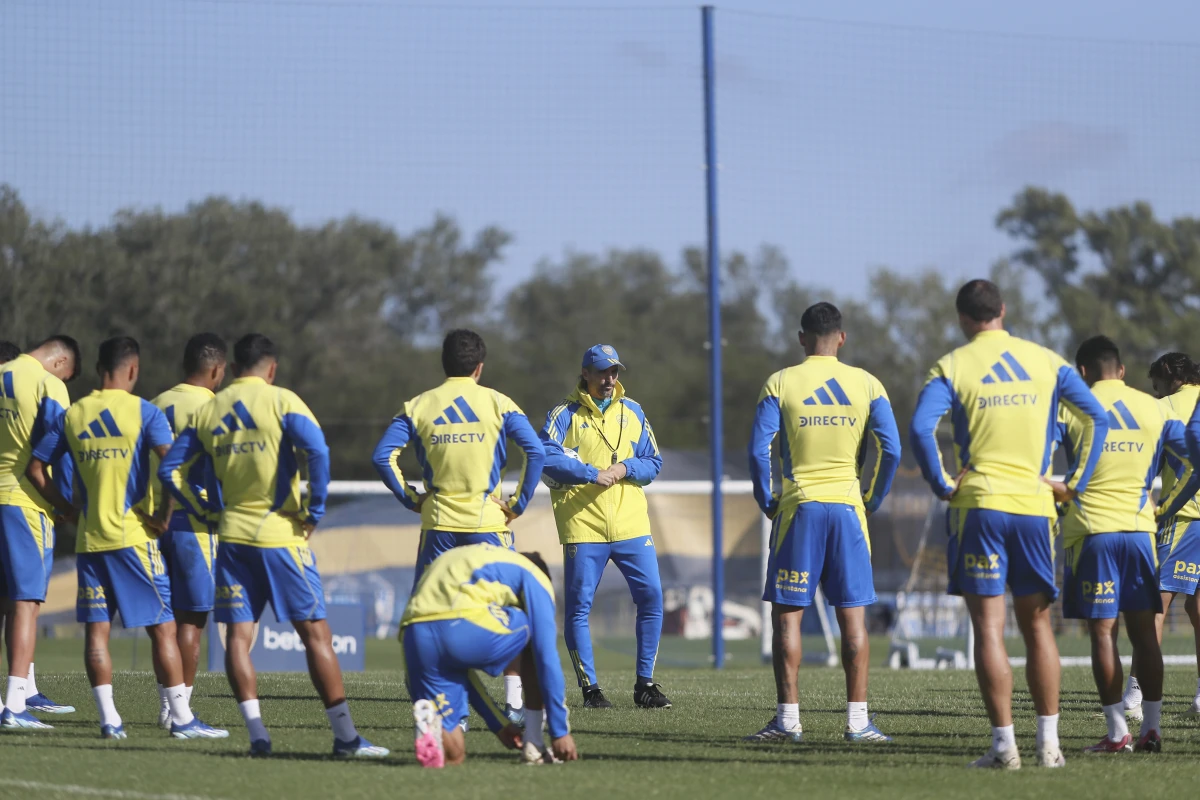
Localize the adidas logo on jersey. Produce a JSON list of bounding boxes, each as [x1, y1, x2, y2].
[[211, 401, 258, 437], [980, 352, 1032, 384], [801, 378, 852, 406], [1106, 400, 1140, 431], [77, 410, 124, 440], [433, 396, 480, 425]]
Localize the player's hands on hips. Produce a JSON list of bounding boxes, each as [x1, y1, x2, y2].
[[490, 495, 519, 523], [940, 468, 970, 502], [497, 723, 523, 750], [410, 486, 430, 513], [552, 734, 578, 762], [280, 510, 317, 539], [1042, 477, 1076, 504], [56, 506, 80, 527], [134, 508, 169, 536]]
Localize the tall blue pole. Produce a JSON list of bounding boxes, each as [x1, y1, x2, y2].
[[701, 5, 724, 670]]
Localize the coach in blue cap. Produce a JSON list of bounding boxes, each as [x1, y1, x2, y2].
[[538, 345, 671, 709]]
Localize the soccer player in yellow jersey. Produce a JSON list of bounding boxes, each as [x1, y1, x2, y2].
[[1125, 353, 1200, 717], [910, 280, 1108, 769], [0, 335, 80, 728], [27, 337, 226, 740], [145, 333, 227, 728], [373, 329, 544, 722], [160, 334, 386, 758], [1053, 336, 1184, 753], [403, 545, 576, 767], [743, 303, 901, 743]]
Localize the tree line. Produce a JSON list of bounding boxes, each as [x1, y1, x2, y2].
[[3, 183, 1197, 480]]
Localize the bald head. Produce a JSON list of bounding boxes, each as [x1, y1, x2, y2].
[[29, 335, 81, 382]]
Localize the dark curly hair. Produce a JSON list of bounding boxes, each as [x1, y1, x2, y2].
[[1148, 352, 1200, 387]]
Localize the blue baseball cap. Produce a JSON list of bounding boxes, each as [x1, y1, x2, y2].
[[582, 344, 625, 370]]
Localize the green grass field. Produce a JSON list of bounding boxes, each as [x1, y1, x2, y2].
[[5, 635, 1200, 799]]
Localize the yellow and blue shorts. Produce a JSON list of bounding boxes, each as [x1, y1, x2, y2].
[[1157, 518, 1200, 595], [160, 529, 217, 613], [401, 609, 530, 733], [763, 501, 875, 608], [0, 505, 54, 602], [76, 541, 173, 628], [214, 542, 325, 624], [948, 508, 1057, 599], [413, 530, 515, 589], [1064, 533, 1160, 619]]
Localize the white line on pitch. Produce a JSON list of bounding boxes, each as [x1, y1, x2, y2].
[[0, 779, 229, 800]]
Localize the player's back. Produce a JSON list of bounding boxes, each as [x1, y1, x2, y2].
[[401, 377, 525, 531], [1061, 381, 1177, 542], [401, 544, 555, 631], [193, 376, 324, 546], [929, 330, 1085, 515], [144, 383, 214, 532], [1158, 384, 1200, 522], [763, 356, 894, 508], [63, 390, 169, 552], [0, 354, 70, 514]]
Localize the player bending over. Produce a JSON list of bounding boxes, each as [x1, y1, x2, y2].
[[27, 337, 226, 739], [145, 333, 227, 728], [1125, 353, 1200, 717], [372, 329, 544, 725], [160, 334, 386, 758], [910, 279, 1108, 769], [1054, 336, 1180, 753], [744, 302, 901, 743], [401, 544, 576, 767]]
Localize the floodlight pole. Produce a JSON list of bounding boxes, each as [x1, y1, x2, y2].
[[701, 4, 724, 670]]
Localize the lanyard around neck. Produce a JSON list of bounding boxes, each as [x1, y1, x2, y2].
[[592, 402, 625, 466]]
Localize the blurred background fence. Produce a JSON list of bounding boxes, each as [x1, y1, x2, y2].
[[3, 1, 1200, 657]]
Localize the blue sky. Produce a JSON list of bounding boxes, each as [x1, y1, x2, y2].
[[2, 0, 1198, 299]]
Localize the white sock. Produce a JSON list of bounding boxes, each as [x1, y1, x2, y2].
[[1125, 675, 1142, 707], [1102, 702, 1129, 742], [93, 684, 121, 728], [1035, 713, 1059, 751], [158, 684, 170, 711], [991, 724, 1016, 752], [504, 675, 523, 709], [165, 684, 194, 726], [185, 685, 194, 703], [5, 676, 27, 714], [239, 699, 270, 742], [325, 700, 358, 742], [1141, 700, 1163, 736], [777, 702, 800, 731], [525, 708, 545, 748], [847, 701, 868, 732], [26, 663, 38, 697]]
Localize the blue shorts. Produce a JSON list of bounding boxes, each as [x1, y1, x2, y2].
[[414, 530, 515, 588], [763, 502, 875, 608], [1157, 518, 1200, 595], [1064, 533, 1161, 619], [214, 542, 326, 624], [948, 508, 1057, 599], [402, 610, 530, 732], [0, 505, 54, 602], [160, 529, 217, 613], [77, 541, 174, 628]]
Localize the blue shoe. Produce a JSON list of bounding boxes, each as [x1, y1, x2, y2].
[[0, 708, 53, 730], [100, 724, 127, 740], [845, 717, 892, 743], [249, 738, 272, 757], [504, 704, 526, 729], [743, 716, 802, 743], [333, 735, 389, 758], [170, 717, 230, 739], [26, 692, 75, 714]]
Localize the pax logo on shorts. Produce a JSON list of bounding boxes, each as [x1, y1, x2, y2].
[[1081, 580, 1116, 597], [1173, 560, 1200, 580], [963, 553, 999, 571], [776, 569, 810, 591]]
